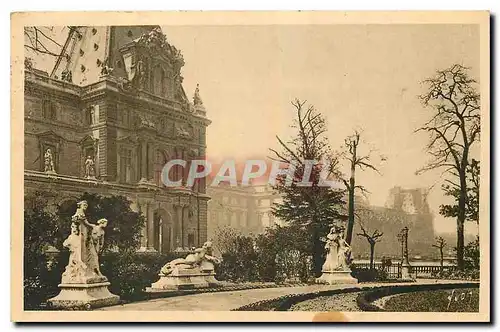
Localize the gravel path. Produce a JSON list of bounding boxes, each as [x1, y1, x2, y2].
[[98, 279, 475, 311], [289, 292, 362, 312]]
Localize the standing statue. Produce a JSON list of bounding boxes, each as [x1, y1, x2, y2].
[[69, 201, 107, 279], [48, 201, 119, 309], [61, 222, 88, 284], [193, 84, 203, 106], [316, 223, 357, 284], [84, 155, 96, 178], [44, 148, 55, 173], [321, 224, 351, 272], [135, 59, 146, 90]]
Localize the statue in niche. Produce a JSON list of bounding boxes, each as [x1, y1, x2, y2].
[[130, 58, 147, 90], [44, 148, 55, 173], [84, 155, 96, 179]]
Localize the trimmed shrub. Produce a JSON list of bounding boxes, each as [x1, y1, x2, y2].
[[100, 251, 183, 301], [351, 267, 388, 282]]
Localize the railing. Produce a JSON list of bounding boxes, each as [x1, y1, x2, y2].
[[352, 262, 402, 279], [351, 262, 457, 279], [410, 264, 456, 278]]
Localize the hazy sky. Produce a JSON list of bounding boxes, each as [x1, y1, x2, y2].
[[163, 24, 480, 235], [28, 24, 480, 235]]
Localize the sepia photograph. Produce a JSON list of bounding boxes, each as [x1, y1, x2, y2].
[[10, 11, 490, 322]]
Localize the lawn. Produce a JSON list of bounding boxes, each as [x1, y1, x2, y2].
[[383, 288, 479, 312]]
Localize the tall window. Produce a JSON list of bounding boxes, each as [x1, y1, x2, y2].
[[42, 99, 56, 120], [119, 147, 133, 183]]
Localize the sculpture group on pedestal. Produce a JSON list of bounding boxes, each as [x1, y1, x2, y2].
[[48, 201, 120, 309], [316, 223, 358, 284], [148, 241, 223, 291]]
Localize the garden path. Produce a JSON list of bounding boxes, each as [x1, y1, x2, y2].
[[98, 279, 474, 311]]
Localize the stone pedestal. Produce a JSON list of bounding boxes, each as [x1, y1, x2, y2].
[[48, 281, 120, 310], [147, 267, 221, 291], [400, 263, 414, 281], [316, 270, 358, 285]]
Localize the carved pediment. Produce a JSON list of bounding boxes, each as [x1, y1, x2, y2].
[[37, 130, 63, 143], [79, 135, 98, 147]]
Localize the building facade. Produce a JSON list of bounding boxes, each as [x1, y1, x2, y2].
[[206, 183, 282, 239], [351, 186, 436, 259], [24, 26, 211, 253]]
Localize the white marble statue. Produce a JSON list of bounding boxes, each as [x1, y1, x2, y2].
[[160, 241, 221, 275], [322, 224, 352, 272], [84, 156, 96, 178], [61, 200, 109, 282], [44, 148, 55, 173], [61, 222, 88, 284]]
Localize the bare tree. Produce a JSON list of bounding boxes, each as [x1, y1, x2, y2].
[[24, 26, 63, 57], [269, 99, 346, 276], [342, 130, 383, 245], [357, 224, 383, 270], [432, 236, 447, 271], [416, 64, 480, 270]]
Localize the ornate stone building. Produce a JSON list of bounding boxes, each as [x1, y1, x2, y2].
[[206, 183, 282, 239], [24, 26, 210, 253], [351, 187, 436, 259]]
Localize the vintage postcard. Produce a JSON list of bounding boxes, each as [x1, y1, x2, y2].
[[11, 11, 490, 322]]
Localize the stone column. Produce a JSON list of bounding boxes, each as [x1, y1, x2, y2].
[[182, 205, 189, 248], [132, 200, 148, 252], [140, 141, 147, 181], [146, 202, 156, 252], [147, 142, 154, 181], [174, 204, 183, 249]]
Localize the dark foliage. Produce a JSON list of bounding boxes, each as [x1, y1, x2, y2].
[[100, 251, 183, 301], [350, 267, 388, 282], [57, 192, 145, 252], [216, 235, 260, 282], [269, 99, 347, 277], [24, 191, 146, 308]]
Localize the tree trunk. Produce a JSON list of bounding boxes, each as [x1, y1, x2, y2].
[[456, 169, 467, 270], [440, 247, 444, 271], [345, 157, 356, 245], [312, 227, 323, 277], [369, 243, 375, 270]]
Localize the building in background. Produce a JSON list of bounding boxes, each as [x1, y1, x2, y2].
[[206, 183, 282, 239], [24, 26, 210, 253], [351, 186, 436, 259]]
